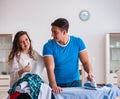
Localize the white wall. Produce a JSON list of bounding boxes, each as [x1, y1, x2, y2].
[[0, 0, 120, 84]]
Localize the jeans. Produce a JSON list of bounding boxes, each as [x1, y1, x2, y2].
[[57, 80, 82, 87]]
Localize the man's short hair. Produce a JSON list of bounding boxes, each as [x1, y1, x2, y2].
[[51, 18, 69, 32]]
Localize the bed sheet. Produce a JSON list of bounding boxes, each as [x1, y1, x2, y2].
[[53, 85, 120, 99]]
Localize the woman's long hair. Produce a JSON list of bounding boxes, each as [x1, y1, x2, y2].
[[8, 31, 35, 65]]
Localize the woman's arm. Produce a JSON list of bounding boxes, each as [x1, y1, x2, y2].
[[9, 56, 20, 87], [9, 56, 31, 87]]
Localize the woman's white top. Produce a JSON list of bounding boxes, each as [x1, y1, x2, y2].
[[9, 50, 48, 87]]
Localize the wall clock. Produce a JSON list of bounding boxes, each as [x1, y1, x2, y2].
[[79, 10, 90, 21]]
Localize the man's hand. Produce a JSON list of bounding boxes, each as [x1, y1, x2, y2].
[[52, 86, 62, 94]]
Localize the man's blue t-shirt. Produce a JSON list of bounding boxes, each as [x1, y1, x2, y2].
[[43, 36, 86, 84]]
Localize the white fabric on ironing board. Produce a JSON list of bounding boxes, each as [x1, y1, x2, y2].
[[7, 83, 52, 99], [38, 83, 52, 99]]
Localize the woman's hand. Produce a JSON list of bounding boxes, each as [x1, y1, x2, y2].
[[18, 62, 31, 77], [23, 62, 31, 72]]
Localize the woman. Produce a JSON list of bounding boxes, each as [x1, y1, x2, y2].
[[8, 31, 45, 87], [8, 31, 52, 99]]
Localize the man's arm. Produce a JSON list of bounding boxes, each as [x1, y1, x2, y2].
[[43, 56, 62, 93], [79, 50, 94, 81]]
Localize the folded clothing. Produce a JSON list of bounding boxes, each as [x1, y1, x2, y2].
[[15, 81, 30, 94], [10, 92, 20, 99], [16, 93, 31, 99]]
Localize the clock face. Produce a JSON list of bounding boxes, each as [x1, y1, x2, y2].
[[79, 10, 90, 21]]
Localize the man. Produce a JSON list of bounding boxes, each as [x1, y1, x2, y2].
[[43, 18, 94, 94]]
